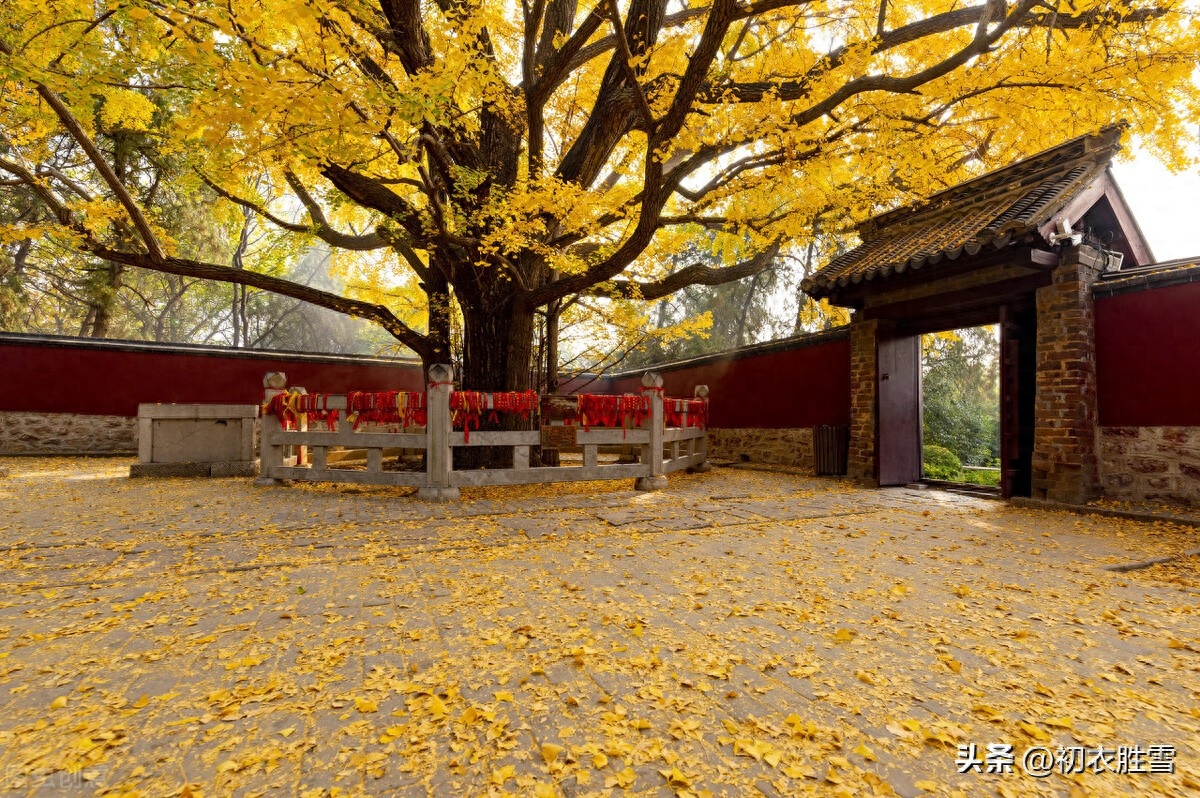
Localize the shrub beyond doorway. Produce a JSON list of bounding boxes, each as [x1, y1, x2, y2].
[[922, 327, 1001, 485]]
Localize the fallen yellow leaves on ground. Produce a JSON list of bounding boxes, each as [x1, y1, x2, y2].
[[0, 459, 1196, 796]]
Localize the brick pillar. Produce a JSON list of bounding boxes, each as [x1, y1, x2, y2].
[[847, 315, 880, 484], [1031, 246, 1105, 503]]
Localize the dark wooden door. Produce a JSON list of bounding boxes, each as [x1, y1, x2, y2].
[[999, 308, 1036, 497], [878, 333, 922, 485], [1000, 316, 1020, 498]]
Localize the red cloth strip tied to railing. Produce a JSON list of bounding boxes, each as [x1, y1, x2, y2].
[[346, 391, 427, 430], [451, 390, 538, 443], [262, 391, 340, 431], [262, 392, 299, 431], [663, 398, 708, 429], [577, 394, 652, 435], [293, 393, 340, 431]]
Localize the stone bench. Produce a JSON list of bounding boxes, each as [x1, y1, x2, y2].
[[130, 404, 259, 478]]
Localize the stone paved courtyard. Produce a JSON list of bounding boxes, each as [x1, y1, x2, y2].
[[0, 458, 1197, 798]]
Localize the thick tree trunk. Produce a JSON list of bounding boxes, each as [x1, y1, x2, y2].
[[421, 262, 453, 376], [459, 286, 535, 393], [455, 288, 538, 469]]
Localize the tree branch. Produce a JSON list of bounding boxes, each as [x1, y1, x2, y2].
[[93, 247, 431, 356], [601, 0, 657, 128], [0, 36, 164, 260], [282, 170, 391, 251], [538, 0, 738, 305], [785, 0, 1040, 130], [599, 240, 781, 301], [377, 0, 435, 75], [321, 163, 425, 239], [0, 156, 80, 232]]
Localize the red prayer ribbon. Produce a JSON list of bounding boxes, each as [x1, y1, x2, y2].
[[450, 390, 538, 442], [345, 391, 427, 429], [663, 398, 708, 429], [576, 394, 652, 435]]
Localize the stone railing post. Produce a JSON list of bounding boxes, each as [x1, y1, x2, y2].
[[254, 372, 289, 487], [417, 364, 460, 502], [636, 371, 668, 491], [690, 384, 712, 473]]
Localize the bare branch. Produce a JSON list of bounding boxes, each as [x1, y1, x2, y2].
[[282, 171, 390, 251], [200, 174, 311, 234], [93, 248, 431, 356], [600, 240, 781, 301], [0, 156, 80, 231]]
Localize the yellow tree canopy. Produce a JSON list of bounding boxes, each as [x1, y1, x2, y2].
[[2, 0, 1197, 387]]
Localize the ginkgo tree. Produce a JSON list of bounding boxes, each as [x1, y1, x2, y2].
[[1, 0, 1197, 391]]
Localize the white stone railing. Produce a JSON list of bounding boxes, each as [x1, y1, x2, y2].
[[255, 365, 709, 501]]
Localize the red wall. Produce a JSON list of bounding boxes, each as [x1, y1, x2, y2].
[[605, 335, 851, 428], [0, 336, 423, 417], [1096, 281, 1200, 426], [0, 331, 852, 427]]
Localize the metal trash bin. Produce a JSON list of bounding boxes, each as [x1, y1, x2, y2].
[[813, 425, 849, 475]]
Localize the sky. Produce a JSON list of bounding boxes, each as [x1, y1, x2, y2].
[[1110, 151, 1200, 263]]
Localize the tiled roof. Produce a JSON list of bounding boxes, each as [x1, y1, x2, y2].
[[803, 126, 1124, 299], [1093, 258, 1200, 298]]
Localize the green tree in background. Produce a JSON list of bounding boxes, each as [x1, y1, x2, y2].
[[922, 327, 1000, 469]]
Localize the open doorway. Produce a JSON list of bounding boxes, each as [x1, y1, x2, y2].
[[921, 326, 1001, 492]]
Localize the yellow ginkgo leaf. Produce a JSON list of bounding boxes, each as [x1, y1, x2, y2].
[[853, 743, 877, 761], [541, 743, 564, 763], [1018, 721, 1051, 742]]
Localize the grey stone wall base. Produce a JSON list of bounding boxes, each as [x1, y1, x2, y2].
[[130, 461, 258, 478], [416, 487, 461, 502], [688, 462, 713, 473], [0, 411, 136, 455], [210, 461, 259, 478], [635, 475, 668, 491], [707, 427, 815, 471]]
